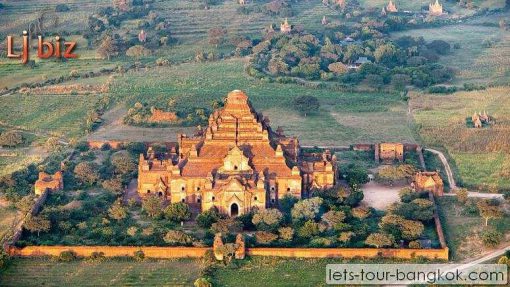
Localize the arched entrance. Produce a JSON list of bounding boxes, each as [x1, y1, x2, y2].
[[230, 203, 239, 217]]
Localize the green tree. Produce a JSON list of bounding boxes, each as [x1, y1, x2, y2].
[[196, 208, 220, 228], [297, 220, 320, 238], [291, 197, 323, 222], [293, 96, 320, 117], [111, 151, 136, 174], [142, 195, 163, 218], [74, 162, 100, 185], [252, 208, 283, 231], [108, 199, 128, 220], [164, 202, 191, 222], [477, 200, 503, 226], [24, 215, 51, 236], [365, 233, 395, 248], [321, 210, 346, 230], [278, 227, 294, 241], [97, 35, 118, 60]]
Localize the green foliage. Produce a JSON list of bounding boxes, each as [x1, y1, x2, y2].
[[291, 197, 323, 222], [365, 233, 395, 248], [252, 208, 283, 232], [24, 215, 51, 236], [108, 199, 128, 220], [255, 231, 278, 245], [163, 230, 193, 246], [194, 277, 213, 287], [481, 229, 503, 247], [211, 218, 242, 234], [197, 208, 221, 228], [74, 162, 100, 186], [164, 202, 192, 222], [297, 220, 320, 238], [394, 199, 435, 221], [293, 95, 320, 116], [57, 251, 77, 262], [142, 195, 163, 218]]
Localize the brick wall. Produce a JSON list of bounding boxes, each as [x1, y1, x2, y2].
[[247, 247, 448, 260], [7, 245, 209, 258], [7, 245, 448, 261]]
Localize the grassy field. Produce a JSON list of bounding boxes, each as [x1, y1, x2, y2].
[[0, 258, 201, 286], [107, 58, 415, 146], [0, 205, 19, 242], [391, 16, 510, 86], [412, 87, 510, 190], [436, 196, 510, 261], [0, 93, 100, 138]]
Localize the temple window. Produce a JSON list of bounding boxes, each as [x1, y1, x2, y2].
[[197, 187, 201, 191], [287, 187, 291, 192], [212, 196, 216, 201], [234, 165, 238, 170], [181, 186, 185, 191], [181, 198, 185, 203], [254, 196, 258, 201], [147, 190, 151, 194]]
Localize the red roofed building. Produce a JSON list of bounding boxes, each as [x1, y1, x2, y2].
[[138, 90, 337, 216]]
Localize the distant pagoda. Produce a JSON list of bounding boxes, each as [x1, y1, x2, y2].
[[429, 0, 443, 16], [386, 0, 398, 13], [280, 18, 291, 33]]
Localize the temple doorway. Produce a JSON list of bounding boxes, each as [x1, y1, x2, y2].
[[230, 203, 239, 217]]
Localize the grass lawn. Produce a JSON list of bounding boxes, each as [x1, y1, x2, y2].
[[412, 87, 510, 191], [0, 258, 201, 287], [109, 58, 415, 146]]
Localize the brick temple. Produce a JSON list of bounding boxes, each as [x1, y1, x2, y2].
[[137, 90, 337, 216]]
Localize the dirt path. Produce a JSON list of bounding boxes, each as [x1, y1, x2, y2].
[[425, 148, 457, 190], [361, 181, 402, 210]]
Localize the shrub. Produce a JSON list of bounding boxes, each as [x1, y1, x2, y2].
[[163, 230, 193, 245], [58, 250, 77, 262], [409, 240, 421, 249], [211, 218, 243, 234], [255, 231, 278, 245], [55, 4, 70, 12], [88, 252, 106, 262], [481, 229, 502, 247], [0, 130, 24, 147], [278, 227, 294, 241], [194, 277, 213, 287], [365, 233, 395, 248], [133, 250, 145, 261], [126, 45, 152, 57]]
